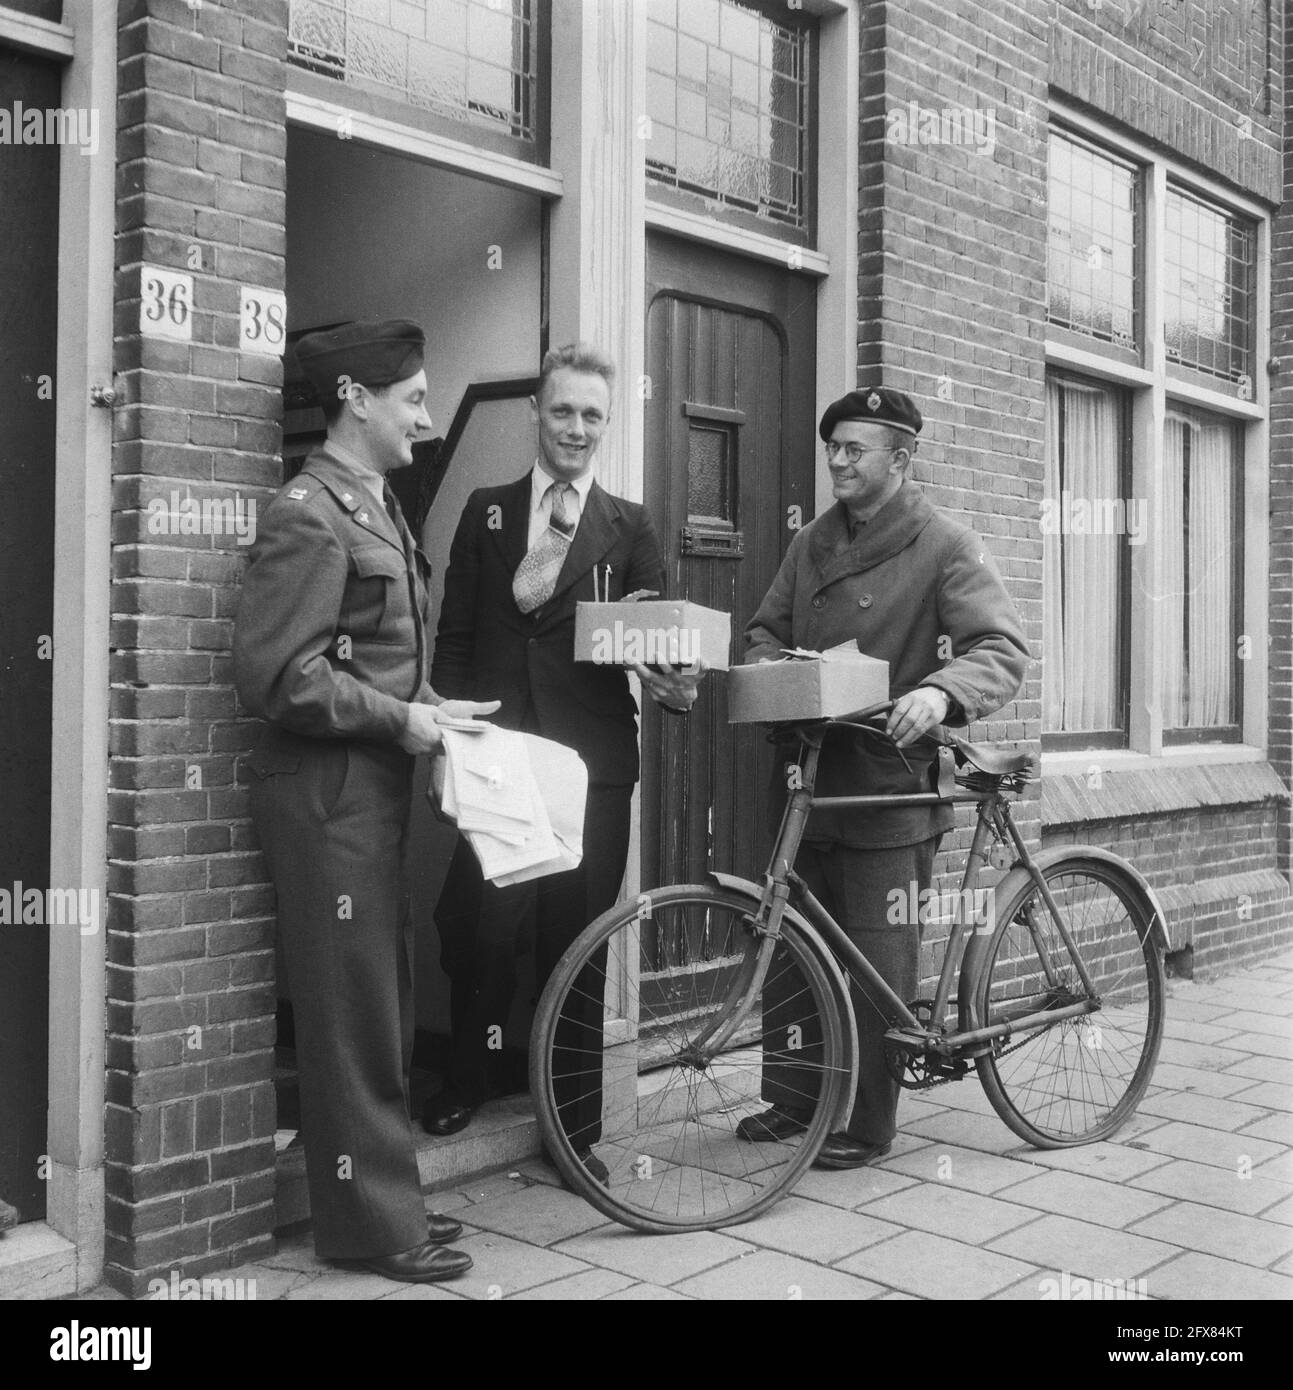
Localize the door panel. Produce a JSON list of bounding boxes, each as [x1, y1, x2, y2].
[[0, 46, 59, 1222], [642, 233, 817, 888]]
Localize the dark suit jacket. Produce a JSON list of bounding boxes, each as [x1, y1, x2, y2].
[[433, 473, 665, 786]]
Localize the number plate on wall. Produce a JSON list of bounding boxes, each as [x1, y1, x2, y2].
[[139, 265, 193, 342], [239, 286, 288, 355]]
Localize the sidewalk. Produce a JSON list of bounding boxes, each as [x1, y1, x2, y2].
[[87, 949, 1293, 1301]]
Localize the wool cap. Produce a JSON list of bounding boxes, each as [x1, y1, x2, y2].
[[819, 386, 923, 440], [295, 318, 426, 401]]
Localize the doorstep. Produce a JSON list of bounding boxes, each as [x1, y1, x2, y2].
[[0, 1220, 78, 1300], [274, 1093, 541, 1231]]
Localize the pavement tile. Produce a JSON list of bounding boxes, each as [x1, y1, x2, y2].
[[989, 1270, 1153, 1300], [1228, 1081, 1293, 1113], [1252, 1151, 1293, 1186], [376, 1283, 466, 1300], [880, 1142, 1044, 1194], [552, 1226, 755, 1284], [448, 1184, 611, 1246], [1155, 1038, 1250, 1072], [737, 1195, 904, 1263], [1128, 1201, 1293, 1270], [1127, 1157, 1293, 1217], [214, 1264, 317, 1300], [1014, 1140, 1173, 1183], [1160, 1015, 1244, 1044], [1236, 1113, 1293, 1147], [986, 1213, 1180, 1278], [1220, 1032, 1293, 1059], [790, 1163, 920, 1208], [508, 1268, 636, 1300], [902, 1108, 1031, 1156], [1257, 1194, 1293, 1226], [1134, 1090, 1273, 1132], [1127, 1120, 1283, 1172], [674, 1248, 888, 1300], [1147, 1062, 1266, 1098], [452, 1172, 542, 1205], [994, 1169, 1173, 1229], [448, 1231, 594, 1299], [836, 1229, 1036, 1299], [601, 1283, 694, 1300], [1211, 976, 1293, 998], [1161, 997, 1234, 1024], [256, 1238, 330, 1274], [1144, 1251, 1293, 1301], [904, 1082, 996, 1115], [857, 1182, 1039, 1244], [1217, 1055, 1290, 1084], [1201, 992, 1293, 1018], [1192, 1011, 1291, 1039], [283, 1270, 400, 1299], [423, 1190, 476, 1215]]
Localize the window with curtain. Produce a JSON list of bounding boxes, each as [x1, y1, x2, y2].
[[1043, 375, 1127, 743], [1161, 409, 1242, 737]]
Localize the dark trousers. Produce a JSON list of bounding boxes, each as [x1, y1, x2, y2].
[[761, 837, 940, 1146], [248, 734, 427, 1261], [436, 781, 632, 1148]]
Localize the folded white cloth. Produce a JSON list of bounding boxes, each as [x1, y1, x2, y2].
[[438, 726, 587, 885]]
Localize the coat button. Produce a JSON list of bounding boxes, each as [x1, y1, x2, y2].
[[858, 594, 873, 609], [528, 638, 537, 646], [811, 595, 826, 610]]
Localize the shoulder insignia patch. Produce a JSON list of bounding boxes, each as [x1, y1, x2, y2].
[[288, 487, 309, 500]]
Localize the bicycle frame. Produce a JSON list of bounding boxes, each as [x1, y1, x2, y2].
[[689, 718, 1102, 1065]]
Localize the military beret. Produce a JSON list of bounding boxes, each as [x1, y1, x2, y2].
[[819, 386, 923, 440], [295, 318, 426, 401]]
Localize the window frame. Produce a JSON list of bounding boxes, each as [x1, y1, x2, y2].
[[1042, 102, 1269, 774]]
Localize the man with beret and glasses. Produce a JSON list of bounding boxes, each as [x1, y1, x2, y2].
[[737, 386, 1029, 1170], [234, 320, 498, 1283]]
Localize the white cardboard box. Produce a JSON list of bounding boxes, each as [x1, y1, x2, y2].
[[574, 600, 731, 671], [727, 644, 889, 723]]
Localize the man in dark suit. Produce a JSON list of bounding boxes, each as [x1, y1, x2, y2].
[[233, 320, 498, 1282], [426, 342, 702, 1179]]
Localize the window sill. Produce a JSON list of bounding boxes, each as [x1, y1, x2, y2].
[[1041, 743, 1268, 778]]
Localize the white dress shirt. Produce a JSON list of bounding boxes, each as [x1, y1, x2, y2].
[[526, 463, 595, 549]]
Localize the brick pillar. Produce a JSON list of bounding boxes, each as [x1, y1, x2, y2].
[[857, 1, 1048, 951], [106, 0, 288, 1295]]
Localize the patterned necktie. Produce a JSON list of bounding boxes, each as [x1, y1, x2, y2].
[[513, 482, 575, 614]]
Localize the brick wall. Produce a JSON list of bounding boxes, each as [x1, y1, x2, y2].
[[106, 0, 287, 1297]]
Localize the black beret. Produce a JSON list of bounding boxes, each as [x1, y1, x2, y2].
[[819, 386, 922, 440], [295, 318, 426, 402]]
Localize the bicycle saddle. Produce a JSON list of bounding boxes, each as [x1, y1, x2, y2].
[[945, 734, 1038, 779]]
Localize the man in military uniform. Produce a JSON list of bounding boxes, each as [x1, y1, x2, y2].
[[737, 387, 1029, 1169], [233, 320, 497, 1282]]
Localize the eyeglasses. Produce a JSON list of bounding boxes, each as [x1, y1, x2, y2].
[[823, 441, 896, 464]]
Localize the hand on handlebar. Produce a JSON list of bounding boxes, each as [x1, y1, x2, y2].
[[886, 687, 950, 748]]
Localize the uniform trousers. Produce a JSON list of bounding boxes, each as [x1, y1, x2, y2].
[[761, 836, 940, 1146], [436, 780, 631, 1149], [248, 732, 427, 1260]]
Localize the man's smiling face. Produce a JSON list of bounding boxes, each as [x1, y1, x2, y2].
[[532, 367, 610, 482]]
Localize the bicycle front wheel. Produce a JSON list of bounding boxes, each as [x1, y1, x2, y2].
[[970, 855, 1165, 1147], [530, 885, 848, 1233]]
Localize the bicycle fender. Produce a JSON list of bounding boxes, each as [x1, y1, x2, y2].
[[706, 870, 860, 1136], [956, 846, 1171, 1022]]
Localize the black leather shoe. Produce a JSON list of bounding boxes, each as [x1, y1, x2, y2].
[[426, 1213, 463, 1244], [812, 1133, 893, 1170], [353, 1240, 473, 1283], [735, 1105, 810, 1142], [421, 1098, 474, 1136], [541, 1143, 610, 1189]]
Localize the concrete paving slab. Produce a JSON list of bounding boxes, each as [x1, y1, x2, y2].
[[1235, 1113, 1293, 1146], [986, 1212, 1181, 1278], [283, 1269, 402, 1299], [1256, 1194, 1293, 1226], [857, 1182, 1039, 1244], [1128, 1120, 1283, 1171], [836, 1229, 1037, 1299], [1147, 1061, 1268, 1098], [1144, 1251, 1293, 1301], [450, 1183, 611, 1246], [1134, 1089, 1274, 1132], [1229, 1081, 1293, 1112], [1218, 1054, 1293, 1084], [789, 1163, 920, 1208], [737, 1195, 905, 1263], [552, 1225, 756, 1284], [994, 1169, 1174, 1229], [601, 1283, 694, 1300], [674, 1248, 888, 1300], [508, 1268, 636, 1300], [1252, 1151, 1293, 1185], [1126, 1157, 1292, 1217], [902, 1108, 1031, 1155], [447, 1230, 594, 1299], [879, 1142, 1044, 1194], [1128, 1201, 1293, 1270], [377, 1282, 466, 1300], [1007, 1140, 1172, 1183]]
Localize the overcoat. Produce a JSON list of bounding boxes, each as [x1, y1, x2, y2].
[[232, 442, 439, 1260], [745, 480, 1030, 847]]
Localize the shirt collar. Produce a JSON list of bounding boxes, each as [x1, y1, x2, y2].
[[530, 461, 595, 512]]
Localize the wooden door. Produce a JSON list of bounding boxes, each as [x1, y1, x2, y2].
[[0, 46, 59, 1222], [641, 233, 817, 887]]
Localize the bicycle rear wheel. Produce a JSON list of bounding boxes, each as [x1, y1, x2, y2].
[[530, 885, 848, 1232], [969, 855, 1165, 1147]]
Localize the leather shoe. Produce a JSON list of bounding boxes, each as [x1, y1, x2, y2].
[[421, 1098, 474, 1136], [811, 1133, 892, 1170], [353, 1240, 473, 1283], [735, 1104, 810, 1142], [541, 1143, 610, 1189], [426, 1212, 463, 1244]]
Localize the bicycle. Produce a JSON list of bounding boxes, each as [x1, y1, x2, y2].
[[530, 701, 1168, 1233]]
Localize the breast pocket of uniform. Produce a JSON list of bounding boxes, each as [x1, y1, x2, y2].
[[342, 545, 409, 644]]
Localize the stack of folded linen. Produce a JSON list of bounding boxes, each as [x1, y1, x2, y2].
[[438, 725, 587, 886]]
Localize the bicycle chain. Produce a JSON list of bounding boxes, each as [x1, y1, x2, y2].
[[887, 1020, 1062, 1091]]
